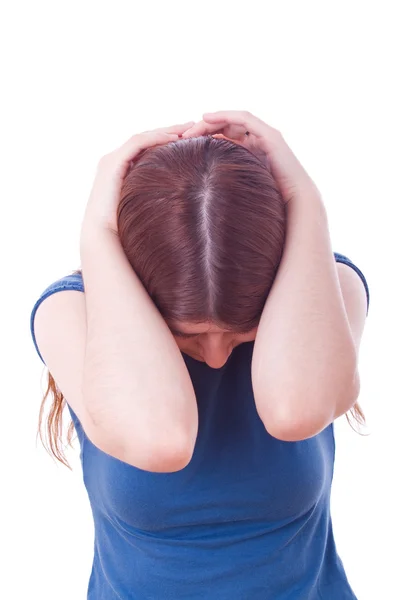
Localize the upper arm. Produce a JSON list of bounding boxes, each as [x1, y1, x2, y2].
[[30, 275, 98, 442], [334, 252, 370, 358], [30, 275, 193, 472]]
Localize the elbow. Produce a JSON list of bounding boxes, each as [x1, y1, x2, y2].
[[253, 389, 332, 441], [134, 446, 195, 473], [258, 402, 334, 442], [255, 374, 360, 442], [89, 427, 196, 473], [139, 435, 196, 473], [262, 413, 331, 441]]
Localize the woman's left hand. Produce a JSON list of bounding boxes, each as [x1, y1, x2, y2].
[[182, 110, 322, 206]]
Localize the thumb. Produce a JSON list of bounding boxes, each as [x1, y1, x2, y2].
[[222, 124, 247, 140]]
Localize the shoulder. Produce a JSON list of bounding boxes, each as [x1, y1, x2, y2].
[[333, 252, 370, 315], [333, 252, 369, 354], [30, 270, 85, 365]]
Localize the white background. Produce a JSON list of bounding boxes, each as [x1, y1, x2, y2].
[[2, 1, 399, 598]]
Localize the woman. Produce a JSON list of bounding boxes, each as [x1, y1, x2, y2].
[[30, 110, 370, 599]]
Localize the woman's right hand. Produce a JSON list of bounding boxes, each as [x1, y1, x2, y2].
[[81, 121, 195, 238]]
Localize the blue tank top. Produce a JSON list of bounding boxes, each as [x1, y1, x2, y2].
[[30, 252, 369, 599]]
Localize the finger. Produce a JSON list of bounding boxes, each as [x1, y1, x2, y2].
[[212, 133, 242, 145], [136, 131, 179, 149], [181, 120, 223, 138], [141, 122, 195, 136], [203, 110, 271, 137], [203, 110, 254, 126], [158, 121, 196, 134], [117, 131, 179, 162], [219, 124, 248, 140]]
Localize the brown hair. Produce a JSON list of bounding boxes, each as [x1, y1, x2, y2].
[[37, 135, 366, 469]]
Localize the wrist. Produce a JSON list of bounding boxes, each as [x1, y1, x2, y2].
[[286, 191, 326, 215], [80, 220, 119, 252]]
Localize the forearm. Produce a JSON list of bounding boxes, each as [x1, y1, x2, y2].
[[251, 196, 358, 440], [79, 225, 198, 467]]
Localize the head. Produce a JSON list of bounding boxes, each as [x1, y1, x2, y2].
[[165, 321, 258, 370], [117, 135, 285, 369], [39, 135, 366, 468]]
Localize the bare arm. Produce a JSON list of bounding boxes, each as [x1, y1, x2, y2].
[[179, 110, 367, 443], [251, 196, 359, 441], [80, 224, 198, 471]]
